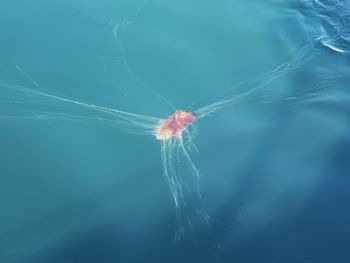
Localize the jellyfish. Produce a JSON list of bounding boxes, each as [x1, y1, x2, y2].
[[0, 38, 314, 240]]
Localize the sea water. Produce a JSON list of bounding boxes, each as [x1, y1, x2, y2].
[[0, 0, 349, 262]]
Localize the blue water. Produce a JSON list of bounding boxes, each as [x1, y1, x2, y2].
[[1, 0, 350, 262]]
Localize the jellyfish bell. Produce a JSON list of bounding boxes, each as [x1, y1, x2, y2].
[[155, 110, 196, 140]]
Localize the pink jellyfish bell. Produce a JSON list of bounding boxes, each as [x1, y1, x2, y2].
[[155, 110, 197, 140]]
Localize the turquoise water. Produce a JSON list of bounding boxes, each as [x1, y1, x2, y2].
[[1, 0, 350, 262]]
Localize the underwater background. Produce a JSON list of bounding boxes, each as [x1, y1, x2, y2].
[[0, 0, 350, 262]]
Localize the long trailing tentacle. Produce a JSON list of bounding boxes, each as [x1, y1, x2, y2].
[[160, 138, 185, 240], [160, 132, 210, 240], [112, 20, 176, 114], [193, 42, 314, 119], [0, 81, 162, 136]]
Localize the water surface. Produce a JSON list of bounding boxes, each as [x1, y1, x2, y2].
[[0, 0, 349, 262]]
